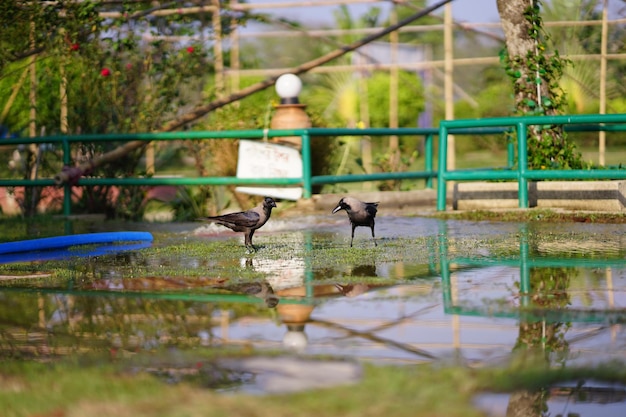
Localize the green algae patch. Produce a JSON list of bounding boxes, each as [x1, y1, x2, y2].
[[430, 208, 626, 223]]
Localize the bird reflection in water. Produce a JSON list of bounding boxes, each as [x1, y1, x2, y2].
[[335, 263, 378, 298], [220, 281, 279, 308]]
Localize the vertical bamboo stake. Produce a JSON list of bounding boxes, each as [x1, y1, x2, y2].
[[60, 62, 68, 134], [29, 21, 37, 142], [27, 20, 40, 216], [599, 0, 608, 166], [389, 5, 400, 173], [359, 53, 372, 191], [230, 0, 240, 95], [212, 0, 224, 97], [444, 2, 455, 170]]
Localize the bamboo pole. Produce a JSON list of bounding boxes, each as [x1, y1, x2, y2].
[[389, 5, 400, 173], [444, 2, 454, 170], [60, 63, 68, 134], [599, 0, 608, 166], [54, 0, 455, 185], [29, 20, 39, 216], [229, 0, 241, 95], [212, 0, 225, 97]]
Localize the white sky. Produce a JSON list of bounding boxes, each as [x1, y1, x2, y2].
[[242, 0, 625, 28], [243, 0, 501, 27]]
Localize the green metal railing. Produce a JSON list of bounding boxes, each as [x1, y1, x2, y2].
[[0, 127, 438, 216], [436, 113, 626, 211], [2, 113, 626, 216]]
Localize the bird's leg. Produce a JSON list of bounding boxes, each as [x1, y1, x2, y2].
[[371, 225, 377, 247], [245, 231, 256, 253], [350, 223, 356, 247]]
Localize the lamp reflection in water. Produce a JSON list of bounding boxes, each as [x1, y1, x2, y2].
[[254, 233, 338, 351]]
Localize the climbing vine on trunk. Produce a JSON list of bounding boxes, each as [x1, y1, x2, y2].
[[497, 0, 587, 170]]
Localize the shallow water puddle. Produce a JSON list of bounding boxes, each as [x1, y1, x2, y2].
[[0, 215, 625, 396], [475, 381, 626, 417]]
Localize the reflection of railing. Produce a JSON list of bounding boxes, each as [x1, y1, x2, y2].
[[437, 113, 626, 210], [438, 222, 626, 323]]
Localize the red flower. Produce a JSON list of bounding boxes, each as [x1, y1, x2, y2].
[[101, 68, 111, 77], [70, 43, 80, 51], [125, 63, 133, 70], [186, 46, 194, 54]]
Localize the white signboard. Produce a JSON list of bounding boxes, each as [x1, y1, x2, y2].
[[235, 140, 303, 200]]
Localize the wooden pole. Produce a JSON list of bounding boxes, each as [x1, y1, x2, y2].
[[444, 2, 454, 170], [359, 53, 372, 191], [389, 5, 400, 173], [599, 0, 608, 166], [60, 62, 68, 134], [212, 0, 225, 97], [230, 0, 241, 95]]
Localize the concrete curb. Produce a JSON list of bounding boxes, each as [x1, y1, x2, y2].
[[453, 180, 626, 212], [293, 189, 438, 215], [287, 180, 626, 215]]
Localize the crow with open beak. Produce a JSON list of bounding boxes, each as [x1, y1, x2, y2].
[[199, 197, 277, 252], [331, 196, 378, 247]]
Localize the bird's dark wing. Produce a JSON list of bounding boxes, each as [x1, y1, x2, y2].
[[207, 210, 261, 228], [365, 202, 378, 217]]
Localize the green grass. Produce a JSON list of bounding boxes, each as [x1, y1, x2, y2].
[[1, 358, 625, 417]]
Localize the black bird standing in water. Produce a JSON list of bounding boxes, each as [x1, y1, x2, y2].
[[331, 196, 378, 247], [199, 197, 277, 252]]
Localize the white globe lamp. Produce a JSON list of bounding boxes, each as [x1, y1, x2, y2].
[[275, 73, 302, 104]]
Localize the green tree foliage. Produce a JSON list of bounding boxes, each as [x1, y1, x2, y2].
[[367, 71, 425, 128], [0, 1, 252, 218]]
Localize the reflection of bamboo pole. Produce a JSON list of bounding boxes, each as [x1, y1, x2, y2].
[[599, 0, 608, 166], [451, 273, 460, 349], [38, 294, 45, 328], [54, 0, 454, 185], [220, 309, 229, 342], [606, 267, 618, 342]]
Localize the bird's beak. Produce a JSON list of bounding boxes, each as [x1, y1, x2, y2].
[[332, 205, 342, 214]]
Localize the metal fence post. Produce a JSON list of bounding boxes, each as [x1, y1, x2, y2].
[[517, 122, 529, 208], [425, 133, 434, 189], [436, 124, 449, 210], [62, 136, 72, 217], [301, 131, 312, 198]]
